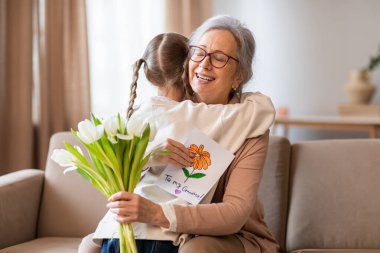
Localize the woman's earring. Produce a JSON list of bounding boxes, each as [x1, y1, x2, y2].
[[233, 86, 241, 101]]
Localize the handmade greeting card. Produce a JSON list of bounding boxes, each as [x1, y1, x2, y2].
[[156, 128, 235, 205]]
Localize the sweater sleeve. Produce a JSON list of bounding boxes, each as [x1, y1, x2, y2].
[[172, 131, 269, 235]]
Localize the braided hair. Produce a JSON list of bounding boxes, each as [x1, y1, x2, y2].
[[127, 33, 189, 118]]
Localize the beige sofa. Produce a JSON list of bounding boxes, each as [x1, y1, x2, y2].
[[1, 132, 380, 253]]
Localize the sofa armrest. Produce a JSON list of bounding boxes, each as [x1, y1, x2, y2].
[[0, 169, 44, 249]]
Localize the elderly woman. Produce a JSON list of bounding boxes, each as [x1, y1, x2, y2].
[[82, 16, 278, 253], [99, 15, 279, 253]]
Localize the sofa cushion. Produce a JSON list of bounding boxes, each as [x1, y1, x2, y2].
[[0, 237, 81, 253], [286, 139, 380, 252], [38, 132, 108, 237], [258, 135, 291, 252]]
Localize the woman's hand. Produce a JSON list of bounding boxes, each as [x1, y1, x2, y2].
[[107, 192, 170, 228], [149, 138, 194, 168]]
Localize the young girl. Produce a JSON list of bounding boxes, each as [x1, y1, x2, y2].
[[79, 32, 275, 253], [126, 32, 190, 118]]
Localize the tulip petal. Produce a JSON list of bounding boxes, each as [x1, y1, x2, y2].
[[104, 116, 119, 137], [95, 125, 105, 139], [74, 146, 84, 155], [117, 134, 133, 140], [63, 166, 77, 174], [51, 149, 76, 167], [108, 136, 118, 144], [77, 119, 104, 144]]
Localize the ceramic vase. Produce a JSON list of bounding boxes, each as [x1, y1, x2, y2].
[[346, 70, 376, 104]]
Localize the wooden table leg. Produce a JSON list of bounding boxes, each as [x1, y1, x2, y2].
[[369, 127, 378, 138]]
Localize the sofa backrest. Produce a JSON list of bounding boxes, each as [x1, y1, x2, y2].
[[38, 132, 108, 237], [258, 135, 291, 252], [286, 139, 380, 252]]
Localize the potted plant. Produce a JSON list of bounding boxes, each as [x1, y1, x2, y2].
[[366, 44, 380, 72], [346, 44, 379, 104]]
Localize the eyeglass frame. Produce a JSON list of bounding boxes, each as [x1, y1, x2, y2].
[[188, 45, 239, 68]]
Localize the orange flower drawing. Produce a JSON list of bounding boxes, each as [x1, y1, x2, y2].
[[188, 144, 211, 170], [183, 144, 211, 183]]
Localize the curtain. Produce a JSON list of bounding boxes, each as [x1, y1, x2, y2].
[[165, 0, 213, 37], [36, 0, 90, 169], [0, 0, 34, 175], [0, 0, 90, 175]]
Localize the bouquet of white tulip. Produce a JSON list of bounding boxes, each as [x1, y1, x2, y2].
[[51, 113, 155, 253]]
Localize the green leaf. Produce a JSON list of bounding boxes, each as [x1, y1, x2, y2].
[[130, 153, 152, 190], [64, 142, 91, 168], [182, 168, 190, 177], [91, 113, 102, 126], [76, 167, 91, 181], [190, 173, 206, 179], [139, 153, 151, 171], [99, 160, 120, 193], [71, 129, 111, 168], [122, 140, 131, 189], [76, 167, 109, 197], [117, 113, 126, 134], [89, 153, 106, 179], [128, 124, 150, 192]]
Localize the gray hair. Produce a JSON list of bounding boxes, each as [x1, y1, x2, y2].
[[189, 15, 255, 87]]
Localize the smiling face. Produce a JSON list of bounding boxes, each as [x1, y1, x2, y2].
[[189, 29, 242, 105]]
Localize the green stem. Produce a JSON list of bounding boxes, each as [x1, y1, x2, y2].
[[119, 223, 137, 253], [184, 168, 195, 183]]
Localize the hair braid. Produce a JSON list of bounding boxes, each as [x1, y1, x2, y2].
[[127, 59, 144, 118], [181, 58, 196, 102]]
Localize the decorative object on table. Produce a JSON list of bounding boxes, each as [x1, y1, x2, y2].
[[345, 70, 376, 104], [338, 103, 380, 117], [345, 44, 380, 104], [277, 106, 289, 117], [51, 114, 156, 253]]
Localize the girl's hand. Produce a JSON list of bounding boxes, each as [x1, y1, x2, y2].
[[107, 192, 169, 228], [149, 138, 194, 168]]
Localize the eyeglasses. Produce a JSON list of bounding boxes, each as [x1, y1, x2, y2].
[[189, 45, 239, 68]]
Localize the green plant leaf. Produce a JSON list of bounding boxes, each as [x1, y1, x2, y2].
[[128, 124, 150, 192], [122, 140, 131, 189], [76, 167, 91, 181], [91, 113, 102, 126], [190, 173, 206, 179], [117, 113, 126, 134], [182, 168, 190, 177], [89, 153, 106, 179], [64, 142, 90, 167]]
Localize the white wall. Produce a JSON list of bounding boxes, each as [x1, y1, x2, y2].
[[214, 0, 380, 141]]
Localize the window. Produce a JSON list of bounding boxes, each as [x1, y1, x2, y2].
[[86, 0, 166, 118]]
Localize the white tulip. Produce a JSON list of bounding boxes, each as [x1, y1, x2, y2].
[[104, 115, 127, 143], [127, 116, 145, 137], [77, 119, 104, 144], [104, 116, 118, 136], [51, 146, 84, 174], [51, 149, 77, 174], [51, 149, 76, 167]]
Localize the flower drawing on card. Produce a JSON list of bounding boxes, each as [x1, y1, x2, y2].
[[183, 144, 211, 183]]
